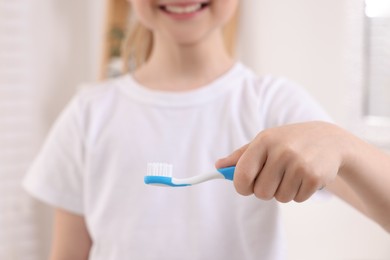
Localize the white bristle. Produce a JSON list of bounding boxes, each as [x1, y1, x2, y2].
[[147, 162, 173, 177]]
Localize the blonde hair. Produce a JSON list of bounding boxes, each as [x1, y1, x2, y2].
[[121, 6, 239, 72]]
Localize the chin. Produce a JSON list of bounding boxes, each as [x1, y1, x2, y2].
[[163, 27, 220, 48]]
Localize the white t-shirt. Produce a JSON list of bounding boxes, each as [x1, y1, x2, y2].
[[23, 63, 332, 260]]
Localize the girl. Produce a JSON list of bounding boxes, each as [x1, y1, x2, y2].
[[23, 0, 390, 259]]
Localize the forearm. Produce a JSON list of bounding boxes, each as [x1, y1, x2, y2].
[[50, 209, 92, 260], [339, 134, 390, 232]]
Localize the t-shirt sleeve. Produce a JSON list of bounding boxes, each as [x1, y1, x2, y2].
[[23, 93, 86, 215], [261, 77, 333, 128]]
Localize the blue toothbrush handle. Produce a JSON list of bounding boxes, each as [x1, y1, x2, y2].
[[217, 166, 235, 181]]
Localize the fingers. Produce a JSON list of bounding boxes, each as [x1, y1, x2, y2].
[[251, 161, 323, 203], [274, 168, 302, 203], [228, 150, 324, 203], [249, 151, 314, 203], [252, 155, 285, 200], [257, 156, 325, 203], [215, 144, 249, 169], [294, 173, 324, 202], [215, 143, 263, 196], [215, 142, 268, 196], [215, 127, 330, 203], [233, 141, 267, 196]]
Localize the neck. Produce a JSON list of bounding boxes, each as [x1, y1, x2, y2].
[[133, 31, 235, 91]]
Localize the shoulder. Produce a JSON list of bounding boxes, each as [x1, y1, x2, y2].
[[58, 75, 132, 132], [74, 75, 130, 108], [235, 63, 306, 101], [236, 63, 332, 126]]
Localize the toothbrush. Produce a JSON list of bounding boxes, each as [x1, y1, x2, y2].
[[144, 162, 235, 187]]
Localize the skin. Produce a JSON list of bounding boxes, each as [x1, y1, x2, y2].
[[50, 1, 390, 259], [50, 208, 92, 260], [131, 0, 238, 91], [215, 121, 390, 233]]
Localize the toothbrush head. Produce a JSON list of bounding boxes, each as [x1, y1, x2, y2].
[[144, 162, 190, 187]]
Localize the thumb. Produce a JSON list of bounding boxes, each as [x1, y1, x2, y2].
[[215, 144, 249, 169]]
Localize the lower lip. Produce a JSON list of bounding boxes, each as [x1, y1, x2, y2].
[[160, 5, 208, 20]]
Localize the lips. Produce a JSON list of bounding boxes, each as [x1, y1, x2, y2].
[[159, 2, 210, 15]]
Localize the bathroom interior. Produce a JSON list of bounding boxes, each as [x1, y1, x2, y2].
[[0, 0, 389, 259]]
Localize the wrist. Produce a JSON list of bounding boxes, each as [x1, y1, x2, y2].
[[337, 128, 363, 178]]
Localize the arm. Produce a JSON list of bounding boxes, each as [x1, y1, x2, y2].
[[327, 133, 390, 232], [215, 121, 390, 233], [49, 208, 92, 260]]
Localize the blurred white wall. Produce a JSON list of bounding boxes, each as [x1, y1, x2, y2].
[[238, 0, 348, 124], [31, 0, 106, 255], [238, 0, 390, 259], [0, 0, 107, 259]]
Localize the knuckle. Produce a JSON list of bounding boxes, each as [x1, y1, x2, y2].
[[254, 186, 274, 201], [294, 159, 320, 182], [235, 170, 253, 186], [236, 188, 253, 197], [294, 189, 315, 203], [235, 145, 248, 157], [294, 158, 312, 174], [279, 146, 299, 163], [234, 182, 252, 196], [306, 173, 322, 188], [275, 192, 292, 203], [233, 171, 254, 196], [293, 196, 306, 203], [255, 130, 274, 146]]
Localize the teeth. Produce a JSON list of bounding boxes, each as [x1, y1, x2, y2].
[[165, 3, 202, 14]]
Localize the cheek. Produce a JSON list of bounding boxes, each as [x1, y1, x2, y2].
[[129, 1, 156, 30], [212, 0, 239, 25]]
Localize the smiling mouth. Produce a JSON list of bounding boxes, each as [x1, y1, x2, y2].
[[159, 2, 210, 14]]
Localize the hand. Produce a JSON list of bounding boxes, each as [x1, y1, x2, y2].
[[216, 121, 347, 203]]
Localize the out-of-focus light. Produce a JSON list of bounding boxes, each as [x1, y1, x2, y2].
[[365, 0, 390, 17]]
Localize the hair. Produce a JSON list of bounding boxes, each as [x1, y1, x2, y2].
[[121, 5, 239, 72]]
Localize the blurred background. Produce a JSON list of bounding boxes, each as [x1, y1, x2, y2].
[[0, 0, 389, 259]]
